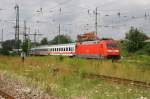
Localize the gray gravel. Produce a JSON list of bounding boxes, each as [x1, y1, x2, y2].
[[0, 72, 58, 99]]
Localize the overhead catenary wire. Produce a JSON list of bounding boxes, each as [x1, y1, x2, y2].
[[1, 1, 150, 40]]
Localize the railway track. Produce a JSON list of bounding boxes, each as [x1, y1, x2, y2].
[[0, 90, 14, 99], [85, 74, 150, 88]]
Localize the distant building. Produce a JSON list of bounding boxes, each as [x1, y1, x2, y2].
[[145, 36, 150, 42]]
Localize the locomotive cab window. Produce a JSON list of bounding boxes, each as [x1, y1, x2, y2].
[[107, 44, 118, 48]]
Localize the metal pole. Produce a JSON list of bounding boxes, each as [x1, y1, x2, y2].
[[1, 28, 3, 42], [34, 30, 37, 44], [95, 7, 98, 36], [15, 4, 20, 53], [58, 24, 60, 44]]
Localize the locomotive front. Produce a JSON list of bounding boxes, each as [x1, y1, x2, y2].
[[102, 40, 120, 59]]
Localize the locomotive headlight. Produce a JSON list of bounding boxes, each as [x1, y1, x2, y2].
[[107, 50, 119, 53], [114, 50, 119, 52], [107, 50, 113, 52]]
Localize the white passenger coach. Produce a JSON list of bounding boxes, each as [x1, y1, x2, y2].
[[29, 43, 76, 56]]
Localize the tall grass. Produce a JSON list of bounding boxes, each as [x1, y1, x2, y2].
[[0, 55, 150, 98]]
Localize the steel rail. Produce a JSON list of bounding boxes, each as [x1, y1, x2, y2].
[[85, 74, 150, 88]]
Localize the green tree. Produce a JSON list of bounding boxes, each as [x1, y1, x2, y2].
[[50, 35, 73, 44], [21, 39, 29, 53], [40, 37, 48, 45], [125, 27, 147, 52], [2, 39, 21, 50]]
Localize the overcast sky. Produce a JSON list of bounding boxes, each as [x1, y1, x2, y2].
[[0, 0, 150, 41]]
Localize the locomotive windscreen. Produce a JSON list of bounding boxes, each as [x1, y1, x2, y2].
[[107, 43, 118, 48]]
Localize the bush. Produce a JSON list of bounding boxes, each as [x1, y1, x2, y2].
[[0, 49, 9, 55], [135, 50, 146, 55], [120, 40, 129, 57], [143, 43, 150, 55]]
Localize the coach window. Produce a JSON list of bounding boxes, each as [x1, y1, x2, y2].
[[69, 47, 71, 51], [67, 48, 68, 51], [64, 48, 65, 51], [67, 47, 69, 51]]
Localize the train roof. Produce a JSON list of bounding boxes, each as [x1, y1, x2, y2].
[[77, 39, 118, 45], [31, 43, 76, 49]]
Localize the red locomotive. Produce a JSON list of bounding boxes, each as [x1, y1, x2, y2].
[[76, 39, 120, 59]]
